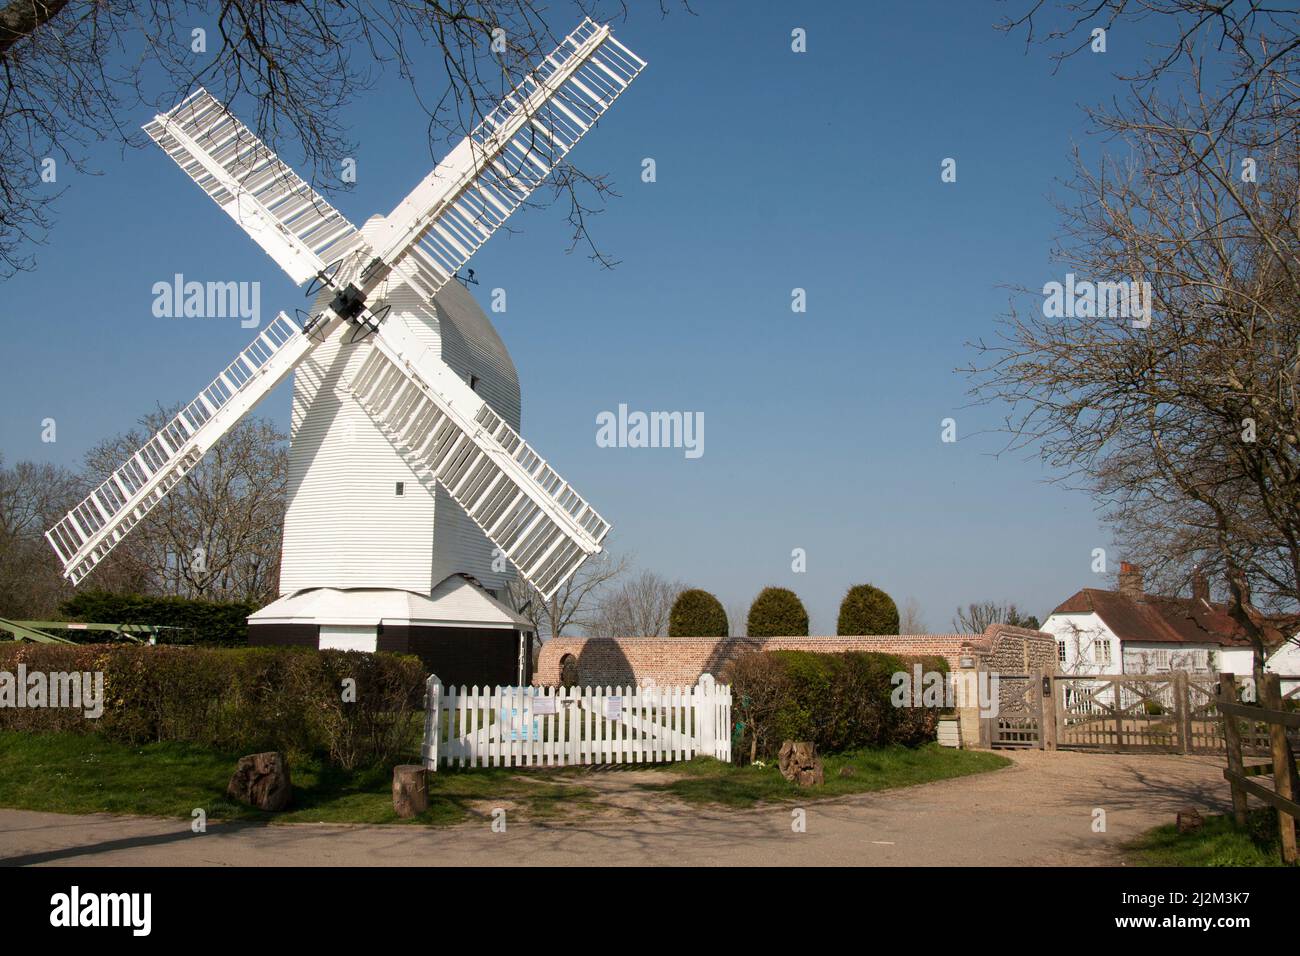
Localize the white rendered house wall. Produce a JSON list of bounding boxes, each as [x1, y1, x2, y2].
[[1039, 612, 1117, 674]]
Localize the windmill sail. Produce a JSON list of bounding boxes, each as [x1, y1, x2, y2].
[[49, 18, 643, 594], [46, 314, 311, 583], [370, 17, 646, 300], [350, 322, 609, 600], [144, 90, 358, 285]]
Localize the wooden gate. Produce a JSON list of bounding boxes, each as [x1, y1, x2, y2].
[[981, 671, 1294, 754], [1051, 673, 1223, 753], [422, 674, 733, 769], [987, 672, 1045, 749]]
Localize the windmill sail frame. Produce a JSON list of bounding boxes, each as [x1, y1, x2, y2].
[[45, 17, 643, 597]]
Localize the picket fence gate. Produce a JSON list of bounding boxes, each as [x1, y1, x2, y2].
[[421, 673, 732, 769]]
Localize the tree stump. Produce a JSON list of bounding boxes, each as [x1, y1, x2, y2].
[[227, 752, 292, 811], [778, 740, 825, 787], [392, 764, 429, 818]]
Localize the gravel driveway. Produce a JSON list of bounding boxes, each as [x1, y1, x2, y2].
[[0, 750, 1230, 867]]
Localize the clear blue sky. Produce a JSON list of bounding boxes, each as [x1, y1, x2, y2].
[[1, 1, 1158, 632]]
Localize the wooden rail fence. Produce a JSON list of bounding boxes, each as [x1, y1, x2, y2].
[[1219, 672, 1300, 865]]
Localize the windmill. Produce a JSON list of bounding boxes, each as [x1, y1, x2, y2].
[[44, 18, 644, 684]]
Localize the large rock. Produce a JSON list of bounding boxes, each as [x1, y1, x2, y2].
[[392, 764, 429, 818], [778, 740, 825, 788], [227, 752, 292, 811], [1176, 807, 1204, 834]]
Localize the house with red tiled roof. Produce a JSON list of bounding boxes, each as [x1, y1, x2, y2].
[[1040, 563, 1300, 691]]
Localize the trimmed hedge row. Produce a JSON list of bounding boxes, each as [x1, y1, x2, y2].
[[837, 583, 899, 635], [668, 589, 729, 637], [747, 586, 809, 637], [725, 650, 948, 762], [59, 591, 254, 647], [0, 643, 425, 769]]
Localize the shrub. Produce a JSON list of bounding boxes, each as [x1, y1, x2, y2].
[[837, 583, 899, 635], [668, 589, 729, 637], [60, 590, 254, 646], [746, 587, 808, 637], [0, 643, 425, 769], [725, 650, 948, 762]]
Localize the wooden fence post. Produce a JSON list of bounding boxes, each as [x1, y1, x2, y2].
[[696, 673, 716, 760], [1113, 678, 1126, 751], [1219, 672, 1248, 827], [1040, 672, 1057, 751], [423, 673, 441, 772], [1175, 671, 1190, 754], [1261, 674, 1298, 864]]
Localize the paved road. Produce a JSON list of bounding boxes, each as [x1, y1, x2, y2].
[[0, 750, 1229, 866]]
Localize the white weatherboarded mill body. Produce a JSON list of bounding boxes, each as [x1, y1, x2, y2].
[[276, 217, 521, 599]]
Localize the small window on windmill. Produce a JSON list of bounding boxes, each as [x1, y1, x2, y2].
[[469, 374, 480, 392], [395, 481, 405, 497]]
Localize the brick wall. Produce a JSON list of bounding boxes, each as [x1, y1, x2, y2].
[[533, 625, 1060, 687]]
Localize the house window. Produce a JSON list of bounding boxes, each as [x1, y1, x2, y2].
[[1057, 640, 1067, 664], [1096, 640, 1113, 666], [395, 481, 405, 496], [1154, 648, 1169, 671]]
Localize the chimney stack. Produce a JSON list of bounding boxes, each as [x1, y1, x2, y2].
[[1191, 567, 1210, 603], [1118, 562, 1144, 599]]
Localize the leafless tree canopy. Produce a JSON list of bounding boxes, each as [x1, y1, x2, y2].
[[80, 407, 287, 603], [0, 454, 79, 617], [952, 601, 1040, 633], [974, 2, 1300, 669], [0, 0, 689, 277], [586, 567, 682, 637], [898, 595, 927, 634], [508, 548, 629, 640]]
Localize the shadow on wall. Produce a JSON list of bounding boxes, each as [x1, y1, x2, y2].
[[704, 638, 758, 683], [566, 640, 636, 687]]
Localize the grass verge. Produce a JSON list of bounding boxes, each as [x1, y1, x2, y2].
[[0, 731, 598, 826], [635, 744, 1011, 808], [1124, 808, 1293, 867], [0, 732, 1010, 824]]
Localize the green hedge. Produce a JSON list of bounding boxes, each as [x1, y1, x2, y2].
[[747, 587, 808, 637], [725, 650, 948, 762], [837, 583, 899, 635], [60, 591, 254, 646], [668, 589, 729, 637], [0, 643, 425, 769]]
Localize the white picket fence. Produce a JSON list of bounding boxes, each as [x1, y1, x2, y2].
[[422, 673, 732, 770]]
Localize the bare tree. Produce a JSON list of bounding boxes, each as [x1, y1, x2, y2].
[[80, 407, 287, 603], [898, 596, 927, 634], [952, 601, 1040, 634], [0, 453, 79, 617], [507, 548, 628, 640], [0, 1, 691, 277], [973, 2, 1300, 680], [725, 601, 748, 637], [587, 567, 681, 637]]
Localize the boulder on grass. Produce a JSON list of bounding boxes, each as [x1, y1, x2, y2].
[[1176, 807, 1203, 834], [778, 740, 825, 788], [227, 752, 292, 811], [392, 764, 429, 818]]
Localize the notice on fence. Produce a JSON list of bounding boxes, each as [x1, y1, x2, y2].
[[532, 697, 556, 716], [606, 696, 622, 720]]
